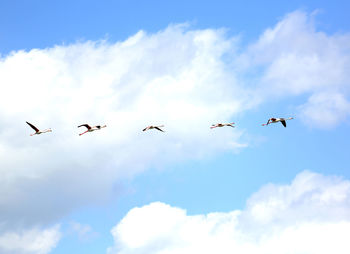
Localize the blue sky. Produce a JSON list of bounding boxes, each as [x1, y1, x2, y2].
[[0, 1, 350, 254], [1, 0, 349, 53]]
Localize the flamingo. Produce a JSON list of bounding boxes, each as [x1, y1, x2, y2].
[[143, 125, 165, 132], [210, 122, 235, 129], [262, 117, 294, 128], [26, 121, 52, 136], [78, 124, 107, 136]]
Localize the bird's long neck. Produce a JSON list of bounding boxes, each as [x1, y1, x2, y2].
[[286, 117, 294, 120], [43, 129, 52, 133]]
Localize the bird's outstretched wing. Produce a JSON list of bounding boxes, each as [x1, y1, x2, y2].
[[78, 124, 91, 130], [155, 127, 164, 132], [26, 121, 39, 132], [281, 120, 287, 127]]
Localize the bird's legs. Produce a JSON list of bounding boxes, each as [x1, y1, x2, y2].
[[79, 130, 89, 136]]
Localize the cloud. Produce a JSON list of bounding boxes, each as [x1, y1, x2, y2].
[[298, 92, 350, 128], [69, 221, 98, 242], [241, 10, 350, 127], [0, 225, 61, 254], [0, 24, 247, 230], [108, 171, 350, 254]]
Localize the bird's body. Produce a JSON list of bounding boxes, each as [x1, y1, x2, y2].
[[210, 122, 235, 129], [78, 124, 107, 135], [143, 125, 165, 132], [262, 117, 294, 127], [26, 121, 52, 136]]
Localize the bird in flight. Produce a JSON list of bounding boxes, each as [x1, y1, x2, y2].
[[210, 122, 235, 129], [143, 125, 165, 132], [78, 124, 107, 136], [262, 117, 294, 127], [26, 121, 52, 136]]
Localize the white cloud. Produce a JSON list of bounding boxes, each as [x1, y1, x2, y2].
[[298, 92, 350, 128], [0, 25, 247, 230], [242, 10, 350, 127], [108, 171, 350, 254], [0, 225, 61, 254]]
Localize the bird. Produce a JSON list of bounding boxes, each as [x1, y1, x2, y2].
[[78, 124, 107, 136], [26, 121, 52, 136], [143, 125, 165, 132], [210, 122, 235, 129], [262, 117, 294, 127]]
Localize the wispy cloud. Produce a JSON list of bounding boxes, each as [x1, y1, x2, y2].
[[69, 221, 98, 242], [108, 171, 350, 254]]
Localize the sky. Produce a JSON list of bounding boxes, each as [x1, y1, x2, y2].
[[0, 0, 350, 253]]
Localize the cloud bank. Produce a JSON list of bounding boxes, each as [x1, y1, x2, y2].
[[0, 24, 247, 231], [108, 171, 350, 254]]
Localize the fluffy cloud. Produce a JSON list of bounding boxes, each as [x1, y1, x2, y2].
[[108, 171, 350, 254], [0, 24, 247, 230], [242, 10, 350, 127], [0, 225, 61, 254]]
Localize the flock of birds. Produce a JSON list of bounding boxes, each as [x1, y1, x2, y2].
[[25, 117, 294, 136]]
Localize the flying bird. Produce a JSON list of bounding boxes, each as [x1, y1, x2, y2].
[[78, 124, 107, 136], [210, 122, 235, 129], [26, 121, 52, 136], [143, 125, 165, 132], [262, 117, 294, 127]]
